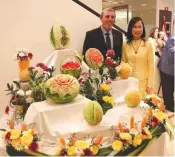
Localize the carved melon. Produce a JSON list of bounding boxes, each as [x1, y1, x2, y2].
[[50, 24, 70, 49], [125, 90, 142, 107], [83, 101, 103, 125], [118, 62, 132, 79]]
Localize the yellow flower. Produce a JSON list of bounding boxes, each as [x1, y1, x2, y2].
[[28, 129, 36, 135], [155, 111, 167, 122], [12, 138, 21, 148], [10, 130, 21, 140], [133, 135, 142, 147], [75, 140, 89, 149], [22, 129, 36, 136], [90, 145, 99, 155], [112, 140, 123, 152], [21, 134, 33, 146], [56, 145, 64, 155], [100, 84, 110, 91], [102, 96, 115, 106], [67, 146, 77, 156], [120, 133, 132, 141], [143, 127, 152, 139]]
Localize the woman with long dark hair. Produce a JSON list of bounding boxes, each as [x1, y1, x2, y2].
[[122, 17, 155, 95]]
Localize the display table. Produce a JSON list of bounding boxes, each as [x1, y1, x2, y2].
[[23, 99, 166, 156]]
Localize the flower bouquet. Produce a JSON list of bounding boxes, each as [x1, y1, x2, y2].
[[79, 71, 114, 114], [104, 49, 119, 80], [2, 123, 39, 153], [44, 74, 80, 103], [60, 55, 82, 79], [29, 63, 55, 102], [6, 80, 34, 122], [55, 135, 103, 156], [1, 123, 47, 156]]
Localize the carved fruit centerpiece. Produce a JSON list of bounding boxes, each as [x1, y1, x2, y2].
[[85, 48, 104, 69], [50, 24, 70, 49], [125, 90, 142, 107], [118, 62, 132, 79], [44, 74, 80, 103], [60, 55, 82, 79], [15, 49, 33, 82]]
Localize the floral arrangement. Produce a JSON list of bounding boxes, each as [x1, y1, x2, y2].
[[6, 81, 34, 122], [44, 74, 80, 103], [60, 55, 82, 79], [96, 84, 115, 114], [6, 81, 33, 106], [79, 71, 114, 114], [2, 124, 39, 152], [29, 63, 55, 102], [103, 49, 119, 80], [55, 135, 103, 156], [5, 62, 55, 123], [14, 49, 33, 61]]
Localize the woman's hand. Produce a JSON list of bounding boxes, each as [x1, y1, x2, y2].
[[146, 87, 153, 94]]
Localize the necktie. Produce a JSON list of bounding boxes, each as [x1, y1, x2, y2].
[[105, 32, 111, 50]]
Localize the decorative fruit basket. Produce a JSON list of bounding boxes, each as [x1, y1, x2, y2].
[[60, 55, 82, 79]]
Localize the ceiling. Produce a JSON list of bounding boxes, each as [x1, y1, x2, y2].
[[102, 0, 156, 11]]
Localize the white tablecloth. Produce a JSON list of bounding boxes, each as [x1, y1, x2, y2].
[[23, 99, 166, 156]]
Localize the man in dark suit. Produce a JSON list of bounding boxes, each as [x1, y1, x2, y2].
[[83, 8, 123, 60]]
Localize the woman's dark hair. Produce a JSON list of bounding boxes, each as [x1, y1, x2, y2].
[[126, 17, 146, 44], [149, 27, 159, 38]]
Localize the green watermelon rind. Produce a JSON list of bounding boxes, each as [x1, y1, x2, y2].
[[50, 24, 70, 49], [45, 87, 78, 103], [60, 68, 82, 79]]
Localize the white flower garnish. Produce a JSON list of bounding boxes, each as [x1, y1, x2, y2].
[[16, 89, 25, 96], [26, 90, 32, 96], [116, 66, 121, 73], [26, 97, 34, 103]]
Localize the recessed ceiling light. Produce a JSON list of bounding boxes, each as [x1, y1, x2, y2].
[[141, 4, 147, 6]]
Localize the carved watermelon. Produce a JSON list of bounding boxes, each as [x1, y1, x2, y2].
[[83, 101, 103, 125], [85, 48, 103, 69], [50, 24, 70, 49], [44, 74, 80, 103]]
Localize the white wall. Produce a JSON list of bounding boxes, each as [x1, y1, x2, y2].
[[0, 0, 102, 113], [156, 0, 174, 33]]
